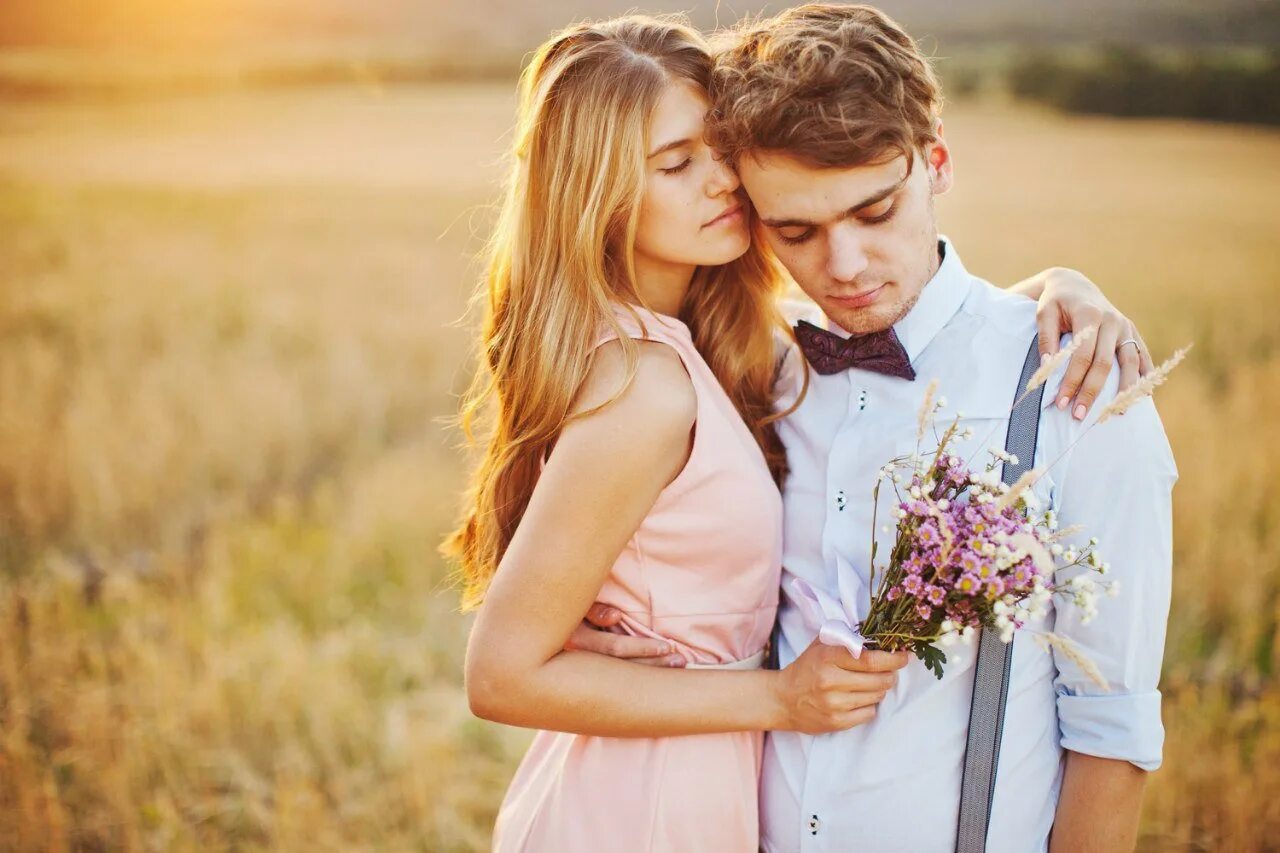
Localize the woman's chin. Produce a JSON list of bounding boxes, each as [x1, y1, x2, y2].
[[694, 231, 752, 266]]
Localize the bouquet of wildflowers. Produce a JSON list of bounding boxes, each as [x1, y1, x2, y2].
[[790, 329, 1191, 681], [855, 388, 1110, 679]]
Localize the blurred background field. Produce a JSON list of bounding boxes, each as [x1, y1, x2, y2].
[[1, 1, 1278, 851]]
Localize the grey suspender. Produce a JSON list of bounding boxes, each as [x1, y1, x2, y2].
[[955, 337, 1047, 853]]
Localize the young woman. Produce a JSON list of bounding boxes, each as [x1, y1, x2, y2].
[[443, 16, 1147, 852]]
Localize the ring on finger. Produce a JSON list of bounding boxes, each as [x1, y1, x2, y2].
[[1118, 338, 1140, 353]]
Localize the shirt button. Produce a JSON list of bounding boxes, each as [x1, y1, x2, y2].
[[857, 389, 868, 411], [808, 814, 821, 835]]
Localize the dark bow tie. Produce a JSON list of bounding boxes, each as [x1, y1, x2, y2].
[[793, 319, 916, 380]]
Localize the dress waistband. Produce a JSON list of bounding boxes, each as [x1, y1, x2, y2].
[[683, 649, 767, 671]]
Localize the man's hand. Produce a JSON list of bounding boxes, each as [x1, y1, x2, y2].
[[565, 603, 688, 667], [771, 639, 908, 734]]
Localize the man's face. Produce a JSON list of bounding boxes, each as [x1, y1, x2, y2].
[[737, 133, 954, 335]]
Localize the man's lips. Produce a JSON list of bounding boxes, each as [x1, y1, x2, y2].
[[829, 283, 889, 309], [702, 203, 743, 228]]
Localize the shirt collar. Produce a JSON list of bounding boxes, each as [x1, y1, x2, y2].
[[826, 235, 970, 366], [894, 236, 971, 364]]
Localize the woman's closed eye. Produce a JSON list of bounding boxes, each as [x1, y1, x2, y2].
[[660, 157, 692, 175]]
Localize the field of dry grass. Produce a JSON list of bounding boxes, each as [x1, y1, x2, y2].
[[1, 82, 1278, 851]]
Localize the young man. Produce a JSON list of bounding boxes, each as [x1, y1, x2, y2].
[[714, 6, 1174, 851], [579, 5, 1174, 850]]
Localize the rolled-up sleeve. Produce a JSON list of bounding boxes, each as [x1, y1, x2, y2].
[[1047, 378, 1177, 772]]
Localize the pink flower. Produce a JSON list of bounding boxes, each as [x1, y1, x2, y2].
[[957, 573, 982, 596], [926, 585, 945, 606], [915, 602, 933, 620]]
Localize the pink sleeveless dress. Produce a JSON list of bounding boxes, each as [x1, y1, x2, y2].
[[490, 304, 784, 852]]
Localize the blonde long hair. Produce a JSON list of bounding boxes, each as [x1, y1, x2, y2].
[[444, 15, 802, 611]]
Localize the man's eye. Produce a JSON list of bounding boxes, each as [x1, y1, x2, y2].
[[861, 199, 897, 224], [660, 157, 692, 175], [778, 228, 814, 246]]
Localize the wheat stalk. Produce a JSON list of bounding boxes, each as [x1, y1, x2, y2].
[[916, 378, 940, 443], [1031, 632, 1110, 692], [1045, 524, 1085, 542], [996, 467, 1043, 512], [1096, 343, 1193, 424]]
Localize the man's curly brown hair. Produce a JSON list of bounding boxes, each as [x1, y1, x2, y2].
[[707, 4, 942, 170]]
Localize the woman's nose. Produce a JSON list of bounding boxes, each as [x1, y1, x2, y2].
[[706, 152, 740, 196]]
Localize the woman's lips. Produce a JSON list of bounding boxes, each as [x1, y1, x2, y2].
[[703, 203, 743, 228], [829, 283, 888, 309]]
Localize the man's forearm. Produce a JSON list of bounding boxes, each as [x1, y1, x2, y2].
[[1050, 750, 1147, 853]]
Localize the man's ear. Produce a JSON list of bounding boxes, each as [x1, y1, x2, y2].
[[926, 119, 954, 196]]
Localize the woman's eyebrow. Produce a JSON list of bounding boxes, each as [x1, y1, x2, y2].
[[647, 138, 692, 159]]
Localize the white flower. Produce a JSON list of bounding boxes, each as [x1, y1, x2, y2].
[[995, 614, 1011, 629], [938, 499, 950, 510], [999, 627, 1015, 643], [1107, 581, 1121, 598], [937, 396, 948, 408], [896, 508, 908, 519], [941, 619, 957, 633], [1050, 543, 1064, 557], [962, 625, 976, 639]]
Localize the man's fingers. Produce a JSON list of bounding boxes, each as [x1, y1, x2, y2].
[[584, 602, 622, 628], [833, 705, 878, 730], [1035, 306, 1062, 363], [1070, 321, 1120, 419], [565, 622, 674, 660], [830, 647, 910, 673], [629, 653, 688, 668], [826, 669, 898, 695]]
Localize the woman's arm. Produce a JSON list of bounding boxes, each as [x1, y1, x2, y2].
[[1008, 268, 1153, 419], [465, 339, 903, 738]]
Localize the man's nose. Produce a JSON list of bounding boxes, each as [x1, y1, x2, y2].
[[827, 224, 870, 283]]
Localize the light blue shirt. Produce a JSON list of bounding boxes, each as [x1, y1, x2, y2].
[[761, 237, 1176, 853]]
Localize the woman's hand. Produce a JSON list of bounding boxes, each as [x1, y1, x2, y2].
[[770, 639, 908, 734], [1010, 268, 1154, 420]]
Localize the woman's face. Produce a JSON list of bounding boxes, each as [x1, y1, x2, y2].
[[633, 81, 750, 272]]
